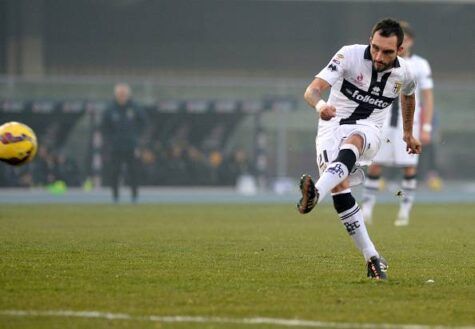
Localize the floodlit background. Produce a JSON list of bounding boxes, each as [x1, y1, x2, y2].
[[0, 0, 474, 200]]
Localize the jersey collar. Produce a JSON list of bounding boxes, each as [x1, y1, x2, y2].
[[364, 45, 400, 68]]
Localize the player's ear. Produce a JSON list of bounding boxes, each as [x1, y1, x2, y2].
[[368, 36, 372, 44], [397, 46, 404, 56]]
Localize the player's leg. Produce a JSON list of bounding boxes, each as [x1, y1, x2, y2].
[[298, 128, 387, 278], [314, 134, 362, 199], [392, 114, 419, 225], [110, 154, 121, 202], [297, 135, 361, 214], [361, 164, 382, 224], [332, 181, 387, 279], [126, 152, 139, 203], [362, 127, 395, 224], [333, 183, 377, 260], [299, 125, 383, 214], [395, 166, 417, 226]]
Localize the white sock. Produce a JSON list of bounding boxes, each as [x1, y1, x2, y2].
[[315, 145, 359, 202], [315, 162, 349, 202], [333, 191, 379, 261], [361, 175, 380, 221], [398, 176, 417, 219]]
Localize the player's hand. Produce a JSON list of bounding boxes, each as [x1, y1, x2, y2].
[[319, 104, 336, 121], [403, 134, 422, 155], [420, 130, 431, 145]]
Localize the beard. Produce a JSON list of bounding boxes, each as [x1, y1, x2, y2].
[[372, 60, 393, 72]]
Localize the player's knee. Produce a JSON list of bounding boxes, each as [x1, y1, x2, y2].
[[368, 164, 382, 176], [331, 180, 350, 194], [404, 166, 417, 177], [344, 133, 365, 153]]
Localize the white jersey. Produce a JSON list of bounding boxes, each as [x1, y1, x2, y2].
[[373, 54, 433, 166], [316, 44, 416, 138], [384, 54, 433, 129]]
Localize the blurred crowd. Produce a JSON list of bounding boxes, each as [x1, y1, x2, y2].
[[0, 143, 253, 188], [132, 143, 253, 186], [0, 146, 81, 187]]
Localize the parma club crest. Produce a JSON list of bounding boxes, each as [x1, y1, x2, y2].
[[393, 82, 402, 94]]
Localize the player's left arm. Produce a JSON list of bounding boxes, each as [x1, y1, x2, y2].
[[420, 88, 434, 145], [400, 63, 422, 155], [401, 93, 422, 155]]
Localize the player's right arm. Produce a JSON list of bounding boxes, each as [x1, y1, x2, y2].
[[305, 46, 350, 121], [304, 78, 336, 120]]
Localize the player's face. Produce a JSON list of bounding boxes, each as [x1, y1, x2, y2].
[[369, 31, 402, 72]]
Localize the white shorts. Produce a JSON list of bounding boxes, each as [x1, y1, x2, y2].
[[373, 124, 420, 167], [315, 124, 382, 176]]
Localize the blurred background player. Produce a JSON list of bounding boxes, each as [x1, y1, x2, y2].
[[101, 83, 147, 203], [361, 21, 434, 226]]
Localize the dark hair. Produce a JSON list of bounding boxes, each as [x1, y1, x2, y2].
[[399, 21, 415, 39], [371, 18, 404, 48]]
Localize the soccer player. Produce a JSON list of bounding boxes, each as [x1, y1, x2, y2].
[[361, 21, 434, 227], [297, 18, 421, 280]]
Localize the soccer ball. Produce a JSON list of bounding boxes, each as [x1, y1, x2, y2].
[[0, 121, 38, 166]]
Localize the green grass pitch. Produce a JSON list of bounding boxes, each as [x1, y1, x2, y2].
[[1, 203, 474, 328]]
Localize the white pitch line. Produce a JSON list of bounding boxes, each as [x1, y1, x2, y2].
[[1, 310, 474, 329]]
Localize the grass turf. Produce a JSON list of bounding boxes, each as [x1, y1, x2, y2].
[[0, 203, 474, 328]]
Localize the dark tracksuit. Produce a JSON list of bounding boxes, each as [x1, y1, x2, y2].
[[101, 100, 146, 202]]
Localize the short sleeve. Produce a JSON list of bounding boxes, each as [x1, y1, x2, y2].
[[401, 64, 417, 96], [315, 46, 349, 86], [418, 58, 433, 90]]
